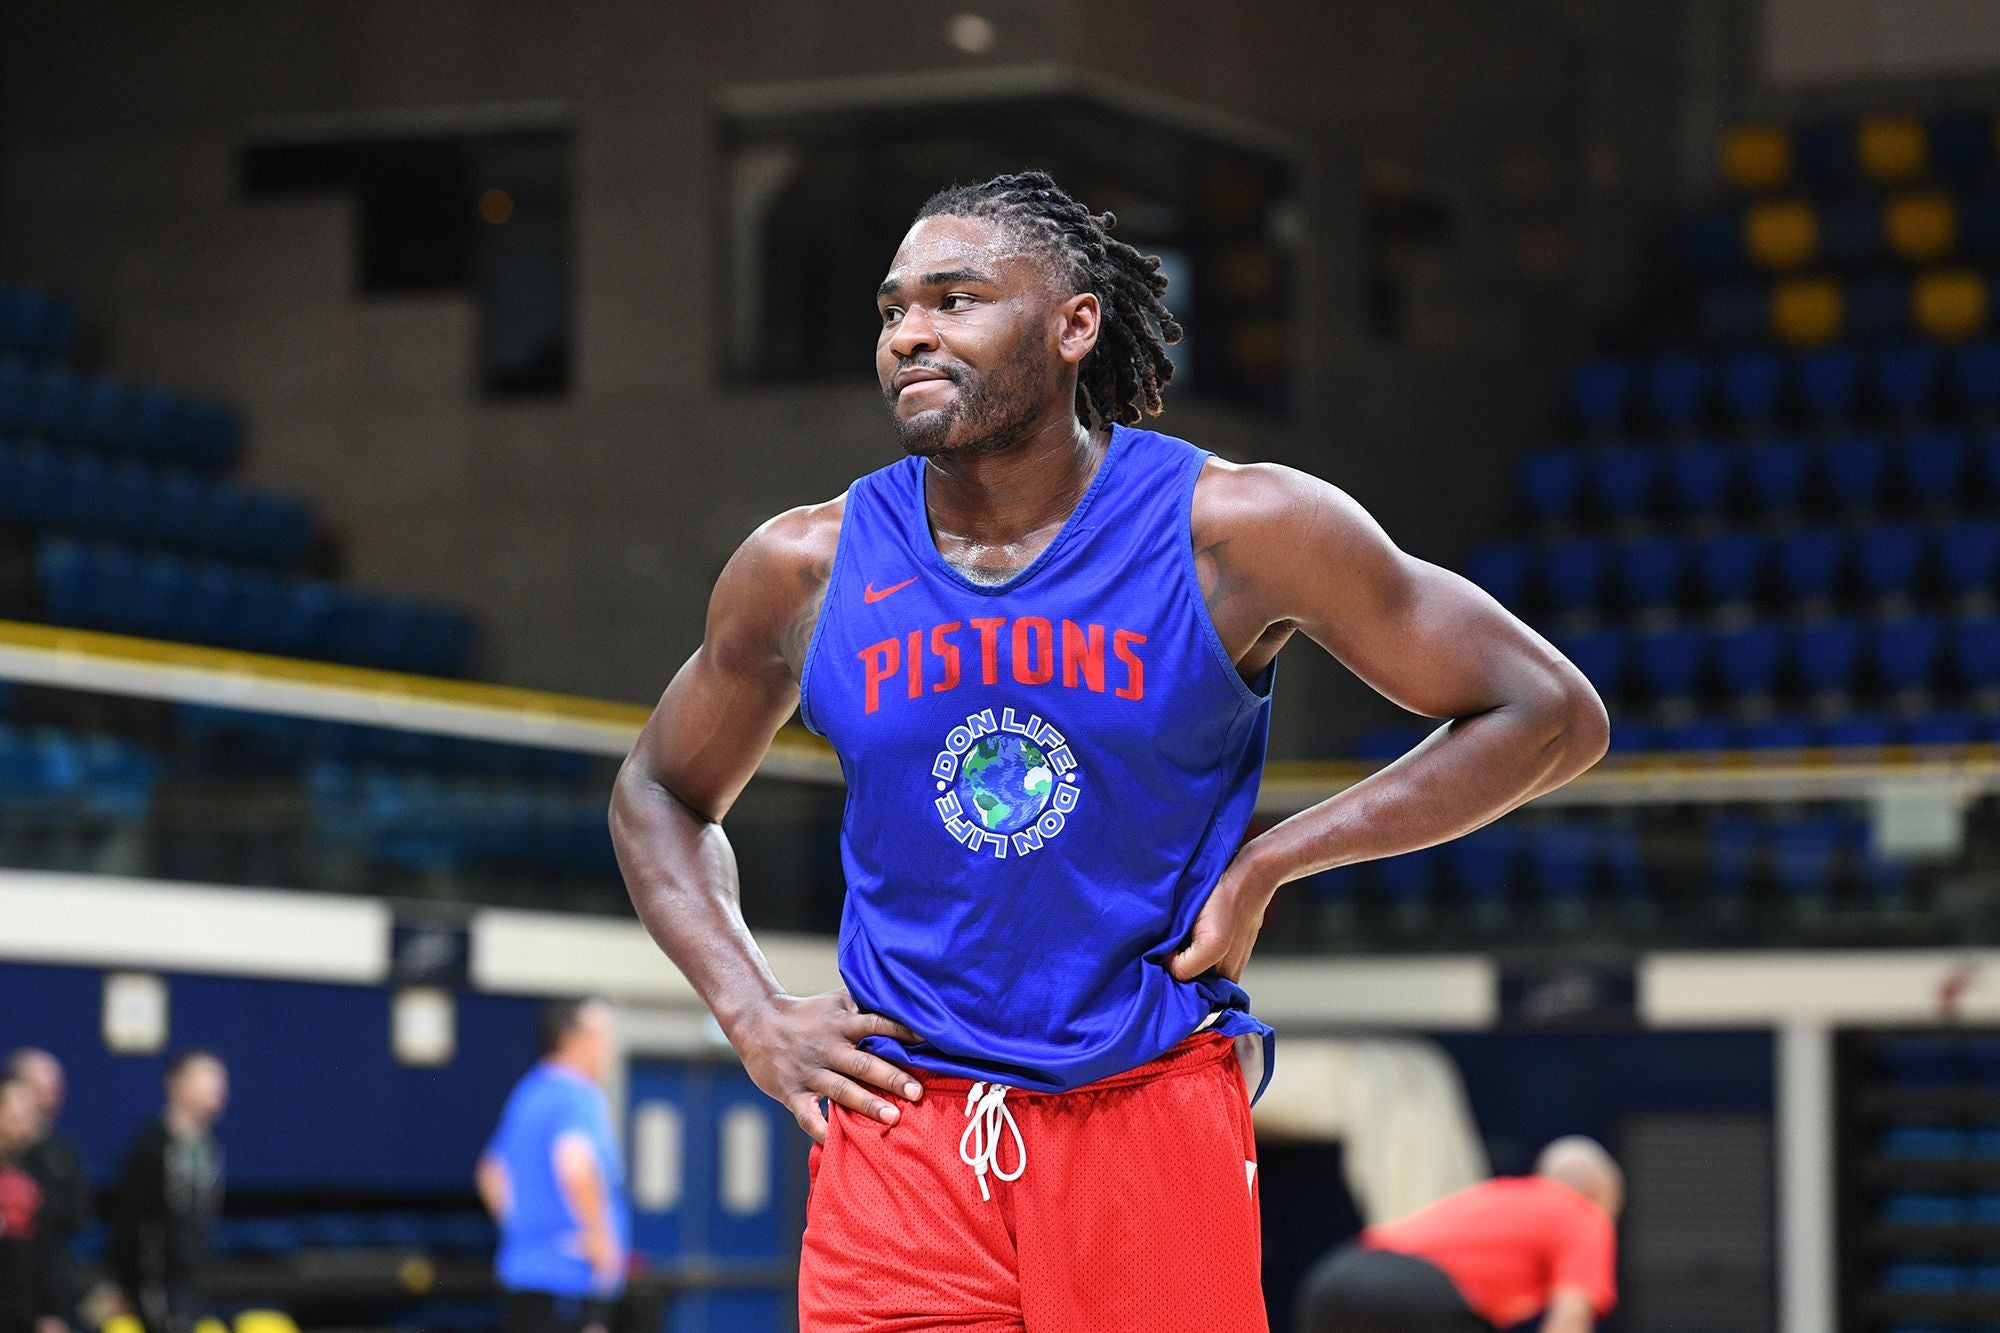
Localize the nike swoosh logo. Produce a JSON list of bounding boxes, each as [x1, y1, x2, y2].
[[863, 577, 919, 604]]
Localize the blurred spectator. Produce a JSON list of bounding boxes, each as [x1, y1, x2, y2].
[[1298, 1136, 1622, 1333], [5, 1051, 87, 1332], [0, 1073, 63, 1333], [110, 1051, 227, 1333], [478, 997, 628, 1333]]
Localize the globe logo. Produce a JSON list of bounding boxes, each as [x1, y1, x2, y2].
[[954, 733, 1056, 835]]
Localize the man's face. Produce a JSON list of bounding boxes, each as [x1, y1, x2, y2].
[[875, 214, 1067, 457], [0, 1083, 40, 1154], [570, 1001, 617, 1086], [169, 1057, 229, 1129], [14, 1052, 62, 1121]]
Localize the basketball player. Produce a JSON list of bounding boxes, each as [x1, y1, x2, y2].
[[610, 172, 1608, 1332]]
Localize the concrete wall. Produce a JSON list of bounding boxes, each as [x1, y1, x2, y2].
[[0, 1, 1699, 755]]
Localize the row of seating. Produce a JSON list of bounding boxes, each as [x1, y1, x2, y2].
[[37, 538, 476, 677], [211, 1209, 495, 1257], [1880, 1037, 2000, 1087], [1882, 1193, 2000, 1226], [1555, 616, 2000, 705], [305, 762, 619, 876], [175, 705, 599, 781], [1569, 344, 2000, 431], [1520, 435, 2000, 526], [0, 284, 74, 358], [1470, 527, 2000, 617], [1687, 189, 2000, 274], [0, 355, 239, 469], [1355, 709, 1998, 760], [1698, 268, 1992, 348], [0, 723, 157, 820], [1719, 115, 1996, 193], [1879, 1258, 2000, 1296], [1314, 809, 1911, 908], [0, 438, 312, 564]]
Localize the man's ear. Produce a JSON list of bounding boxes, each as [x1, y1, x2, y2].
[[1055, 291, 1102, 366]]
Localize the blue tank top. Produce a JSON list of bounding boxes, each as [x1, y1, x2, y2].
[[799, 423, 1275, 1098]]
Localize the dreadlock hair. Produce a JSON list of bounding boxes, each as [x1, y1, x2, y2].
[[913, 171, 1183, 429]]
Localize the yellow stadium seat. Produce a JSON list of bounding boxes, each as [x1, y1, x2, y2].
[[1857, 115, 1927, 183], [101, 1317, 144, 1333], [194, 1320, 229, 1333], [1771, 277, 1844, 346], [1722, 125, 1790, 190], [1744, 199, 1817, 270], [234, 1314, 302, 1333], [1884, 190, 1958, 263], [1913, 268, 1988, 341]]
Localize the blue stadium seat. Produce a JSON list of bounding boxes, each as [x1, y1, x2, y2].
[[1597, 824, 1648, 903], [1570, 359, 1633, 431], [1897, 429, 1967, 506], [1539, 536, 1610, 613], [1981, 428, 2000, 499], [1684, 210, 1743, 270], [1880, 1036, 1963, 1086], [1707, 814, 1761, 904], [1880, 1193, 1964, 1227], [1789, 618, 1866, 694], [1816, 197, 1880, 262], [1352, 725, 1428, 762], [1847, 273, 1909, 340], [1794, 347, 1862, 419], [1666, 717, 1737, 751], [1819, 432, 1891, 510], [1772, 526, 1848, 602], [1630, 625, 1707, 701], [30, 364, 88, 440], [1613, 535, 1683, 609], [1902, 711, 1982, 748], [1931, 112, 1994, 176], [1820, 714, 1896, 749], [1526, 821, 1598, 910], [1517, 447, 1584, 524], [1711, 623, 1786, 699], [1882, 1126, 1970, 1159], [1445, 825, 1521, 914], [1691, 531, 1765, 605], [1740, 715, 1815, 750], [1880, 1261, 1967, 1295], [1938, 519, 2000, 598], [1873, 343, 1942, 416], [1852, 524, 1929, 600], [1743, 436, 1813, 514], [1644, 354, 1711, 429], [1770, 814, 1847, 903], [1717, 349, 1784, 424], [1373, 846, 1442, 913], [1465, 542, 1534, 610], [1950, 616, 2000, 690], [1586, 444, 1657, 520], [0, 355, 31, 431], [1554, 628, 1626, 699], [1869, 615, 1946, 693], [1663, 440, 1736, 518], [1699, 286, 1767, 345], [1953, 339, 2000, 412]]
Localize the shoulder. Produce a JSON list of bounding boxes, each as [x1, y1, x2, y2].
[[727, 493, 846, 593], [705, 492, 848, 675], [1191, 458, 1382, 546]]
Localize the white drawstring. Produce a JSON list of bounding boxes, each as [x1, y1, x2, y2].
[[958, 1081, 1026, 1201]]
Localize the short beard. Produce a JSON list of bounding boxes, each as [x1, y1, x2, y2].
[[889, 345, 1052, 459]]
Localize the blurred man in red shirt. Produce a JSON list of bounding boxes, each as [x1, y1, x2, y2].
[[1298, 1136, 1621, 1333]]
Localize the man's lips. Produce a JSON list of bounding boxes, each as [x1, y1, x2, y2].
[[893, 368, 954, 395]]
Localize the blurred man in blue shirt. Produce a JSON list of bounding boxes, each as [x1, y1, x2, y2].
[[479, 998, 628, 1333]]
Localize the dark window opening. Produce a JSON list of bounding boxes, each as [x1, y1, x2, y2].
[[721, 88, 1297, 415], [242, 127, 571, 398]]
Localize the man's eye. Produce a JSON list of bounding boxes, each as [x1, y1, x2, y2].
[[880, 306, 903, 324], [942, 294, 975, 311]]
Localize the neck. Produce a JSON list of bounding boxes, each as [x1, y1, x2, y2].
[[924, 411, 1108, 549], [547, 1051, 595, 1082]]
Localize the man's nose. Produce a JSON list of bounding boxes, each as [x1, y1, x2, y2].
[[887, 305, 938, 358]]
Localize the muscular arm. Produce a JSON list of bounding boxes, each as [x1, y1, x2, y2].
[[1174, 462, 1609, 979], [1539, 1287, 1597, 1333], [610, 500, 921, 1141]]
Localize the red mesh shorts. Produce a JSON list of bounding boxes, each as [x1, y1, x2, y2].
[[798, 1031, 1268, 1332]]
